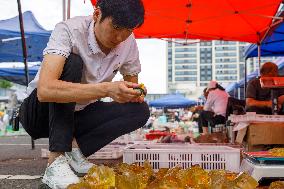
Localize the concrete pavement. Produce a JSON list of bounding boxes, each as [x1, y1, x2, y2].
[[0, 135, 48, 189]]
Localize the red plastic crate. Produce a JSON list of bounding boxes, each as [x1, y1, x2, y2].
[[145, 130, 176, 140]]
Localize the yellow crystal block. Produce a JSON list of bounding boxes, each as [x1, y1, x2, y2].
[[233, 172, 258, 189], [67, 182, 91, 189], [154, 168, 169, 179], [68, 161, 259, 189], [209, 170, 227, 189], [115, 161, 153, 189], [116, 171, 142, 189], [72, 165, 116, 189], [182, 165, 210, 187], [269, 148, 284, 157], [269, 181, 284, 189], [86, 165, 115, 187]]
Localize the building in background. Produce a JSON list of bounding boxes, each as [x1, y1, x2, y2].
[[167, 39, 277, 99]]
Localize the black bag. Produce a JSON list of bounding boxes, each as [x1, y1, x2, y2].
[[11, 107, 20, 131]]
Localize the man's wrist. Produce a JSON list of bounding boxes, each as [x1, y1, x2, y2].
[[100, 82, 110, 98]]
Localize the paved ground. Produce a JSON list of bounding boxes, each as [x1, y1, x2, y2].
[[0, 135, 48, 189], [0, 135, 123, 189]]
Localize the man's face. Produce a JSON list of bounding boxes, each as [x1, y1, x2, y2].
[[94, 9, 133, 50]]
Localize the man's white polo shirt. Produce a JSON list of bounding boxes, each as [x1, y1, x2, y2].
[[28, 16, 141, 111]]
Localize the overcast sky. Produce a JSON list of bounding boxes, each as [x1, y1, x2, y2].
[[0, 0, 166, 94]]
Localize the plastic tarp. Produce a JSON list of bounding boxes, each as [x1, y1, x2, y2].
[[90, 0, 282, 43], [0, 64, 39, 85], [0, 11, 51, 62], [244, 23, 284, 59], [149, 94, 196, 108], [225, 82, 238, 93], [244, 14, 284, 59]]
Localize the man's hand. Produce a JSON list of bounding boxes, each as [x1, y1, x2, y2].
[[130, 84, 147, 103], [106, 81, 142, 103]]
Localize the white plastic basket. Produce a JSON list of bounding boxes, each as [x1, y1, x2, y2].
[[88, 144, 126, 160], [123, 143, 240, 172]]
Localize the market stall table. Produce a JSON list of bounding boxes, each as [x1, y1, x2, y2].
[[229, 113, 284, 151]]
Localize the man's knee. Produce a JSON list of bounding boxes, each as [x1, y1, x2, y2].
[[60, 53, 84, 82], [137, 102, 150, 119], [129, 102, 150, 124]]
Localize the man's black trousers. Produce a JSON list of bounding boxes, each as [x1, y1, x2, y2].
[[19, 54, 150, 157]]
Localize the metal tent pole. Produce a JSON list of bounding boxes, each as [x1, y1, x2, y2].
[[63, 0, 66, 21], [17, 0, 34, 150], [257, 44, 261, 76], [67, 0, 71, 19]]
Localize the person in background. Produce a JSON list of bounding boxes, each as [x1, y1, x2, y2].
[[144, 114, 156, 129], [189, 88, 208, 122], [246, 62, 284, 114], [181, 108, 193, 121], [0, 111, 4, 135], [174, 111, 180, 122], [198, 81, 229, 134], [18, 0, 149, 188]]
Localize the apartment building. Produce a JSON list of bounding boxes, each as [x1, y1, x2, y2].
[[167, 39, 276, 99]]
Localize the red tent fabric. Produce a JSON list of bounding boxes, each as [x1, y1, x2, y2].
[[90, 0, 283, 43]]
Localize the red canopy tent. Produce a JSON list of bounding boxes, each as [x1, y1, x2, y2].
[[90, 0, 283, 44]]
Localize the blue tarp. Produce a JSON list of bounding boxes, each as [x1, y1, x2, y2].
[[225, 82, 238, 93], [0, 64, 39, 85], [244, 19, 284, 59], [0, 11, 51, 62], [149, 94, 196, 108]]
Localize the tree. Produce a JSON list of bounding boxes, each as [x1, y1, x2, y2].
[[0, 80, 13, 89]]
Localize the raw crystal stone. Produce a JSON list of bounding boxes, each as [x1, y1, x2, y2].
[[269, 148, 284, 157], [68, 165, 115, 189], [84, 165, 115, 188], [182, 165, 210, 188], [233, 172, 258, 189], [115, 161, 153, 189], [269, 181, 284, 189], [209, 170, 227, 189], [67, 161, 258, 189], [67, 182, 91, 189]]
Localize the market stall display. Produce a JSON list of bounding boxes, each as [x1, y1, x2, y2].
[[240, 149, 284, 182], [67, 161, 258, 189], [228, 113, 284, 151]]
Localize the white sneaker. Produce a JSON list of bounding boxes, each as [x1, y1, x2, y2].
[[65, 148, 94, 176], [42, 155, 80, 189]]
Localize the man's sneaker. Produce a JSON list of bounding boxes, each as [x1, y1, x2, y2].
[[42, 155, 80, 189], [65, 148, 94, 176]]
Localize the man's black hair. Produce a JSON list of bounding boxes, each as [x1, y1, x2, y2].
[[260, 62, 278, 76], [96, 0, 145, 29]]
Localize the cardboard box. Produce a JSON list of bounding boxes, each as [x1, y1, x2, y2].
[[236, 122, 284, 151], [246, 122, 284, 151], [248, 122, 284, 145]]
